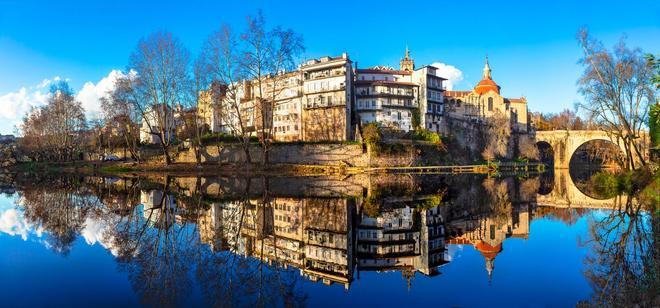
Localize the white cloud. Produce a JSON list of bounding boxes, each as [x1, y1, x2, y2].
[[0, 70, 129, 134], [0, 79, 54, 132], [430, 62, 464, 90], [75, 70, 128, 121]]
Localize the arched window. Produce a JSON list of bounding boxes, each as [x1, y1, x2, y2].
[[488, 97, 493, 111], [456, 99, 462, 107]]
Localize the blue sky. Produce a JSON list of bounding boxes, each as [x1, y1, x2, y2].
[[0, 0, 658, 134]]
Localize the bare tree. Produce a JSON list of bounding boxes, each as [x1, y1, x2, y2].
[[199, 24, 254, 164], [126, 31, 192, 165], [577, 28, 655, 170], [240, 11, 304, 164], [19, 81, 87, 161], [102, 75, 142, 161], [518, 135, 540, 161], [481, 112, 512, 161]]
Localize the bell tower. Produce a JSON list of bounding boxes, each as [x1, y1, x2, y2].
[[483, 56, 492, 80], [400, 46, 414, 71]]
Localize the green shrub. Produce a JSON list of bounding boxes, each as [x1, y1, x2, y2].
[[362, 123, 382, 146], [413, 129, 441, 144], [639, 176, 659, 211], [588, 172, 620, 198]]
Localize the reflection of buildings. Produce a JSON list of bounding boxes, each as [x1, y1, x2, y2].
[[357, 204, 447, 287], [197, 198, 355, 289], [196, 197, 449, 289], [140, 190, 179, 227], [195, 193, 534, 289], [445, 203, 531, 280]]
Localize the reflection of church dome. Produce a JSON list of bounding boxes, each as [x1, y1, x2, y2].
[[475, 241, 502, 260], [475, 241, 502, 282]]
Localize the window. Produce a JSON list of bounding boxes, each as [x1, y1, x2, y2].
[[488, 97, 493, 111], [490, 224, 495, 240]]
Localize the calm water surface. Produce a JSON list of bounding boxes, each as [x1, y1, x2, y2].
[[0, 171, 653, 307]]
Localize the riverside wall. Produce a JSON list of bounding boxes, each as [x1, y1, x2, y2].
[[91, 142, 448, 168]]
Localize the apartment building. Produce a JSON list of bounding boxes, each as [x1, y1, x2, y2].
[[355, 66, 418, 131], [301, 53, 355, 141], [355, 48, 446, 132], [139, 104, 183, 144], [413, 65, 446, 132]]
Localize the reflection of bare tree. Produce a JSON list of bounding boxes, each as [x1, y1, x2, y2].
[[579, 199, 658, 307], [483, 178, 513, 223], [19, 178, 104, 255], [105, 177, 198, 307]]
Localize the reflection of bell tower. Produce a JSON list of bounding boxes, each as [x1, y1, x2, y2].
[[485, 258, 494, 283], [402, 269, 415, 291], [400, 46, 414, 71], [475, 241, 502, 284]]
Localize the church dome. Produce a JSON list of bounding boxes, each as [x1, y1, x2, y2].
[[474, 56, 501, 95], [475, 79, 500, 95]]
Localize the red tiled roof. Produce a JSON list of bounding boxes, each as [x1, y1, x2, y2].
[[474, 79, 500, 95], [506, 98, 527, 104]]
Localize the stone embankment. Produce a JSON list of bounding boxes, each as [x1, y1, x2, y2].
[[99, 142, 449, 168]]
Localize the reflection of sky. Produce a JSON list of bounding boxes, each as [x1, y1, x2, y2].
[[0, 194, 139, 307], [0, 194, 43, 241], [0, 194, 119, 255]]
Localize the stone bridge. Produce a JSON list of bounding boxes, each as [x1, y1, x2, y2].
[[536, 169, 628, 209], [534, 130, 647, 169]]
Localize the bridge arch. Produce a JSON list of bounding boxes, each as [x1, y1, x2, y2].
[[535, 130, 628, 169], [536, 169, 627, 209]]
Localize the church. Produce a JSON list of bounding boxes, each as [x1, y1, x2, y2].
[[444, 57, 529, 133]]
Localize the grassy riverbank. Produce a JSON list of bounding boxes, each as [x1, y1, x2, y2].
[[9, 159, 547, 177]]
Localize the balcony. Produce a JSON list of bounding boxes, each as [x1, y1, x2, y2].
[[305, 84, 345, 94], [303, 99, 347, 109]]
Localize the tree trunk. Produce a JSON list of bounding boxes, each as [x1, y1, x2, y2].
[[161, 144, 172, 165], [243, 144, 252, 165]]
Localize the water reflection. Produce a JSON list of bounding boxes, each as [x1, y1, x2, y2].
[[0, 171, 655, 307]]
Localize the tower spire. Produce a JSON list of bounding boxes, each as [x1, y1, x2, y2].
[[400, 45, 414, 71], [483, 55, 492, 80]]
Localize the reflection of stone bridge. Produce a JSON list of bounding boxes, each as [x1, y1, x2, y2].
[[536, 169, 628, 209], [535, 130, 630, 169]]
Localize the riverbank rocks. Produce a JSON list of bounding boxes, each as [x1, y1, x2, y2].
[[0, 135, 17, 168]]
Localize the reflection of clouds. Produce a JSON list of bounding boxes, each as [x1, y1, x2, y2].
[[0, 205, 43, 241], [1, 194, 122, 256], [81, 215, 120, 256]]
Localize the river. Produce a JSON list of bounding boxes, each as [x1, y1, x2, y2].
[[0, 170, 654, 307]]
